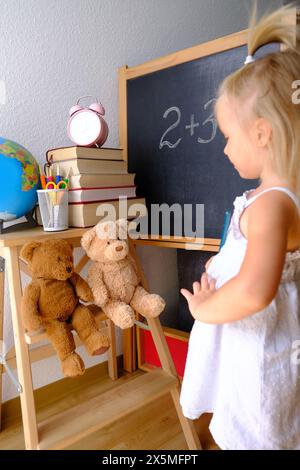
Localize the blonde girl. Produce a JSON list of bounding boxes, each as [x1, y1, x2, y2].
[[180, 4, 300, 450]]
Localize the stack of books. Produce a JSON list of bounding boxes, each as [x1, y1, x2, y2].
[[46, 146, 145, 227]]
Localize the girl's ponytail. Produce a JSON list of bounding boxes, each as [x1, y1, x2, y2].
[[247, 4, 297, 58], [218, 4, 300, 196]]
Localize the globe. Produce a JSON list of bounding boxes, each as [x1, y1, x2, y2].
[[0, 137, 40, 221]]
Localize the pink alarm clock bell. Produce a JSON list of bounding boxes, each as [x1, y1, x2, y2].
[[67, 96, 109, 147]]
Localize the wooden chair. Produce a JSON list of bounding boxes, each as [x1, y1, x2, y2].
[[0, 227, 200, 450]]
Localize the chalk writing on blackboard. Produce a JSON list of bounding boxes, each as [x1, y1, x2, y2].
[[185, 114, 199, 136], [197, 98, 217, 144], [159, 98, 217, 150], [159, 106, 182, 149]]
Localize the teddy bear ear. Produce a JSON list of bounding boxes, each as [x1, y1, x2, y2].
[[117, 219, 128, 240], [81, 227, 97, 251], [65, 241, 73, 251], [96, 220, 116, 239], [20, 241, 41, 262]]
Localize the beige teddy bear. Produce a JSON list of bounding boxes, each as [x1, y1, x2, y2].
[[81, 219, 165, 329]]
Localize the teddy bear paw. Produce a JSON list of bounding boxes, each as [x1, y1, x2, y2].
[[93, 290, 109, 307], [62, 353, 85, 377], [141, 294, 166, 318], [84, 331, 110, 356], [80, 290, 94, 303], [107, 304, 135, 329]]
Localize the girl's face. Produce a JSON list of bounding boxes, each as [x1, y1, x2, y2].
[[216, 94, 264, 180]]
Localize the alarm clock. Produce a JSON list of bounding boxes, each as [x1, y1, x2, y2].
[[67, 96, 109, 147]]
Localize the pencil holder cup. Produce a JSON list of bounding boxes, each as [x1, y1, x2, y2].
[[37, 189, 68, 231]]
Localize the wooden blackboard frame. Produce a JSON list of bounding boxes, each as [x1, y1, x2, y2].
[[119, 9, 298, 373]]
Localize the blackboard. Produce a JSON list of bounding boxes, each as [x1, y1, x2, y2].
[[121, 36, 278, 334], [126, 42, 277, 239]]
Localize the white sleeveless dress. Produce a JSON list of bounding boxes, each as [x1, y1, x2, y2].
[[180, 187, 300, 450]]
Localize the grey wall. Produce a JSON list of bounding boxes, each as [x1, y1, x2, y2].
[[0, 0, 282, 155], [0, 0, 282, 401]]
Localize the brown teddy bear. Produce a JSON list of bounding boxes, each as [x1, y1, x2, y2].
[[20, 239, 110, 377], [81, 219, 165, 329]]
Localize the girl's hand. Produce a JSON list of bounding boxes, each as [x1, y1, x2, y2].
[[181, 272, 216, 319]]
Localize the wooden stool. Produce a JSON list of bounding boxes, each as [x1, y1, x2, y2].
[[0, 227, 200, 450]]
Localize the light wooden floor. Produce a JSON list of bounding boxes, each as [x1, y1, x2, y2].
[[0, 367, 219, 450]]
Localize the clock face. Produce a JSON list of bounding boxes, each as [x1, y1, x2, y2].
[[68, 109, 101, 146]]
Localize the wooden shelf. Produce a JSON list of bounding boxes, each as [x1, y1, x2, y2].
[[132, 234, 220, 252], [37, 369, 177, 450], [0, 227, 88, 248]]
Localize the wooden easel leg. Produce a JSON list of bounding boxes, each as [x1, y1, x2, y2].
[[107, 319, 118, 380], [0, 258, 4, 431], [170, 387, 202, 450], [129, 241, 201, 449], [147, 317, 177, 375], [147, 317, 201, 450], [4, 247, 39, 450], [122, 327, 136, 372]]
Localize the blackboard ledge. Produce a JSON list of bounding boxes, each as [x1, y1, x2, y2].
[[131, 234, 220, 252]]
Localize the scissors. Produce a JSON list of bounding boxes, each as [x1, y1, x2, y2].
[[45, 180, 68, 190]]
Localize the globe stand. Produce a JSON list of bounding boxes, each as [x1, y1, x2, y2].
[[0, 209, 37, 235]]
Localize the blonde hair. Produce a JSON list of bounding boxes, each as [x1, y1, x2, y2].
[[218, 4, 300, 195]]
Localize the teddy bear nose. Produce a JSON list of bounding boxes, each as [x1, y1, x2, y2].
[[116, 246, 123, 252], [66, 267, 72, 273]]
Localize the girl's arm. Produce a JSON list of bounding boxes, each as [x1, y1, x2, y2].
[[181, 192, 296, 324]]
